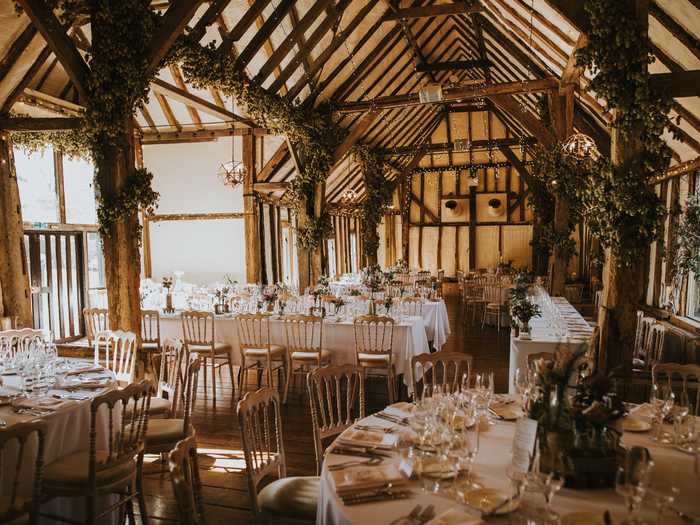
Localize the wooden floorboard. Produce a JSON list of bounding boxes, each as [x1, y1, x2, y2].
[[131, 284, 511, 523]]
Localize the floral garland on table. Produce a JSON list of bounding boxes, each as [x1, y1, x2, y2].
[[173, 38, 345, 249], [575, 0, 670, 266], [353, 145, 395, 258]]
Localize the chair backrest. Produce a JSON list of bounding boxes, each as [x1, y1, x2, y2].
[[169, 433, 205, 525], [527, 351, 554, 369], [307, 365, 364, 473], [181, 311, 215, 348], [0, 421, 46, 523], [181, 355, 201, 431], [283, 315, 323, 357], [652, 363, 700, 416], [89, 381, 151, 490], [564, 284, 583, 304], [483, 283, 503, 304], [237, 388, 286, 515], [463, 281, 484, 302], [353, 315, 394, 358], [0, 328, 45, 358], [157, 338, 187, 404], [400, 296, 423, 316], [411, 352, 473, 397], [395, 273, 411, 286], [234, 313, 271, 351], [84, 308, 109, 345], [633, 311, 655, 361], [141, 310, 161, 345], [645, 323, 666, 368], [94, 330, 137, 385]]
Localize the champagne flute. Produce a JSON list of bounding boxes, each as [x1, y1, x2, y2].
[[673, 391, 690, 445]]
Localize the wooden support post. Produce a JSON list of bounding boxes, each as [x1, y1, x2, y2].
[[597, 0, 650, 374], [310, 181, 325, 283], [0, 133, 32, 326], [401, 176, 410, 262], [548, 87, 573, 296], [243, 134, 261, 284]]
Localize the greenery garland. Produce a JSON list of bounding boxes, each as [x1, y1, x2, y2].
[[353, 145, 394, 259], [9, 113, 91, 160], [173, 38, 345, 249], [575, 0, 670, 266], [96, 167, 159, 237]]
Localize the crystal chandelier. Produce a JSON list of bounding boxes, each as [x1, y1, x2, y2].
[[562, 133, 598, 159], [340, 188, 358, 204], [218, 135, 246, 187]]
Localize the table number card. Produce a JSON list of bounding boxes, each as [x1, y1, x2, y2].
[[511, 417, 538, 473]]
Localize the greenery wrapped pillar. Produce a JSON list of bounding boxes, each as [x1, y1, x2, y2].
[[0, 134, 32, 326]]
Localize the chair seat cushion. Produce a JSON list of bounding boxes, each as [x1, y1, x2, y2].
[[358, 353, 391, 363], [257, 476, 319, 520], [243, 344, 285, 357], [44, 450, 134, 486], [187, 342, 231, 354], [291, 350, 330, 361], [126, 396, 171, 417], [145, 419, 186, 446]]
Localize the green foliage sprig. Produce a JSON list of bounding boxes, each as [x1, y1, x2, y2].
[[173, 37, 345, 249], [9, 114, 91, 160], [96, 167, 159, 242], [671, 192, 700, 281], [354, 145, 394, 259], [575, 0, 670, 266]]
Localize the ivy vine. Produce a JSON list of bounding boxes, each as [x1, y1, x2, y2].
[[96, 167, 159, 237], [173, 37, 345, 249], [575, 0, 670, 266], [9, 113, 91, 160], [353, 145, 394, 259]]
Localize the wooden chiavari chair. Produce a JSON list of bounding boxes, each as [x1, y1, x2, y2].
[[353, 315, 396, 403], [0, 421, 46, 524], [307, 365, 365, 474], [168, 433, 205, 525], [144, 355, 200, 462], [462, 279, 485, 326], [652, 363, 700, 416], [646, 323, 666, 369], [94, 330, 137, 386], [411, 352, 473, 399], [41, 381, 152, 524], [0, 328, 45, 358], [238, 388, 318, 522], [633, 311, 656, 368], [400, 296, 423, 317], [181, 311, 234, 406], [482, 281, 504, 330], [141, 309, 161, 375], [234, 313, 287, 401], [282, 315, 329, 404], [83, 308, 109, 346], [147, 338, 188, 417]]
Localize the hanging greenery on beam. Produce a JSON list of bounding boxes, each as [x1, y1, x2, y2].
[[574, 0, 670, 266], [353, 145, 394, 259], [8, 117, 91, 160], [172, 37, 346, 249]]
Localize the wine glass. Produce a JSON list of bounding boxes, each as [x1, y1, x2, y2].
[[454, 423, 481, 493], [658, 385, 675, 444], [672, 391, 690, 445], [649, 482, 679, 525], [616, 454, 654, 525], [542, 454, 565, 520]]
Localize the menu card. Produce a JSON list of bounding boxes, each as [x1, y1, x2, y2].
[[511, 417, 538, 473]]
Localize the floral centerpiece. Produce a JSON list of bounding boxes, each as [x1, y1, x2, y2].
[[214, 286, 231, 314], [262, 286, 278, 312], [382, 295, 393, 315], [392, 258, 408, 273], [361, 264, 384, 314], [528, 346, 625, 488], [509, 293, 541, 339], [162, 276, 174, 313], [329, 296, 345, 317]]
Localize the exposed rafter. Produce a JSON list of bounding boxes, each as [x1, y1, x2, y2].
[[385, 3, 484, 20], [145, 0, 202, 76]]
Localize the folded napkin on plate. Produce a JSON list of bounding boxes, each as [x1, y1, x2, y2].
[[338, 428, 398, 449], [425, 509, 481, 525], [64, 365, 106, 376], [14, 396, 73, 411], [54, 376, 111, 390], [382, 402, 414, 419], [331, 464, 407, 496], [490, 402, 523, 420], [628, 403, 653, 418]]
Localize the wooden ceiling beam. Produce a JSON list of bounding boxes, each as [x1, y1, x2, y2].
[[415, 59, 491, 73], [650, 71, 700, 98], [333, 110, 381, 163], [0, 23, 37, 84], [169, 64, 202, 129], [188, 0, 231, 42], [334, 77, 558, 113], [146, 0, 202, 76], [1, 46, 51, 114], [254, 182, 289, 191], [220, 0, 272, 53], [0, 116, 82, 130], [233, 0, 295, 72], [653, 156, 700, 184], [154, 92, 181, 131], [20, 87, 83, 115], [254, 0, 333, 85], [140, 127, 268, 144], [258, 142, 290, 182], [649, 2, 700, 63], [16, 0, 89, 100], [381, 137, 537, 156], [386, 3, 484, 20], [490, 93, 556, 148], [560, 34, 587, 86]]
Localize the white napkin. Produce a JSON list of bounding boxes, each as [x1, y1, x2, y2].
[[382, 402, 414, 420], [338, 428, 398, 449], [14, 396, 73, 411], [425, 509, 481, 525], [331, 464, 407, 496]]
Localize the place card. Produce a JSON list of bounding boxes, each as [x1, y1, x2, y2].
[[511, 417, 538, 473]]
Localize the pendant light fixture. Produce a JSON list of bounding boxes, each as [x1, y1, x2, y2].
[[218, 134, 246, 187]]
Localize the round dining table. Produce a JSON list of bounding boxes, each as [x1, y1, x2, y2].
[[317, 403, 699, 524], [0, 365, 119, 524]]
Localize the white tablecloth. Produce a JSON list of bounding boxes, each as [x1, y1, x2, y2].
[[317, 407, 698, 525], [508, 296, 593, 394], [0, 373, 118, 524], [422, 300, 450, 350], [160, 315, 431, 391]]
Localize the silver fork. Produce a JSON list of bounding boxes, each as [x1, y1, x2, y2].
[[418, 504, 435, 524], [388, 504, 422, 525], [328, 457, 383, 471]]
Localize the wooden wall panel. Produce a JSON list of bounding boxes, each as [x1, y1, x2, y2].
[[502, 225, 533, 269], [475, 226, 499, 269]]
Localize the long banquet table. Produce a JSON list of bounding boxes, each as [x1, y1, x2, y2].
[[317, 404, 698, 524], [160, 314, 431, 391], [508, 296, 594, 394], [0, 369, 119, 524]]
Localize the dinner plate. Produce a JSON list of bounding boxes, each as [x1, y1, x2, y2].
[[461, 488, 518, 514], [622, 417, 652, 432], [561, 511, 610, 525]]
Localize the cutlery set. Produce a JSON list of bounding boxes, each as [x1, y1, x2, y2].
[[387, 504, 436, 524], [375, 412, 409, 426], [341, 483, 414, 506], [328, 457, 383, 471], [331, 445, 392, 458]]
